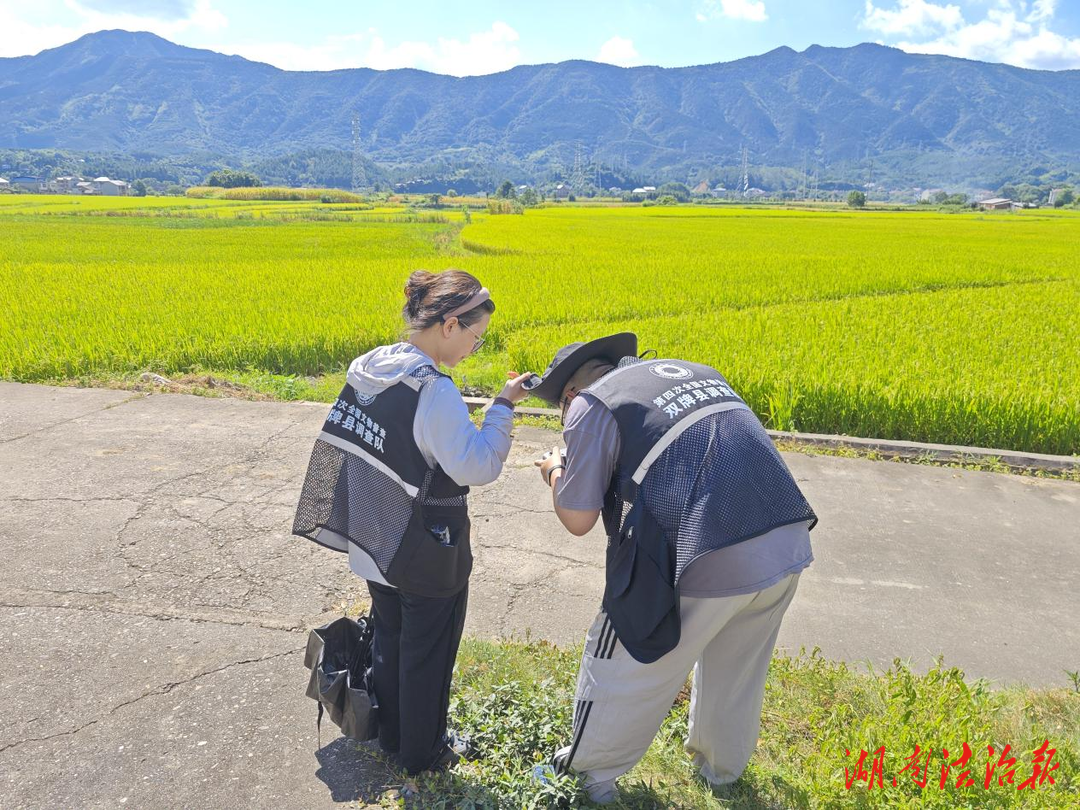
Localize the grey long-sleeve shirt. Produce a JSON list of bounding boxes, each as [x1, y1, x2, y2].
[[344, 342, 513, 584]]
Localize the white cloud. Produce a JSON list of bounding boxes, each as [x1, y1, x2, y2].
[[426, 21, 520, 75], [0, 4, 521, 77], [597, 35, 640, 67], [861, 0, 962, 37], [697, 0, 768, 23], [0, 0, 227, 57], [75, 0, 195, 20], [863, 0, 1080, 69], [1027, 0, 1056, 24], [67, 0, 227, 34], [358, 35, 438, 73], [218, 22, 522, 76]]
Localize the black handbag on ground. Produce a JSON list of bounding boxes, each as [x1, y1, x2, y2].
[[303, 613, 379, 744]]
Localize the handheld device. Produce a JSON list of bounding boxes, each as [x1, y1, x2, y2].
[[521, 374, 542, 390]]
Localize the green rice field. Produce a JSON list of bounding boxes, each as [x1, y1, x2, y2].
[[1, 194, 1077, 454]]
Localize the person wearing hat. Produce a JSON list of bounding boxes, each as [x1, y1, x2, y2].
[[293, 269, 535, 774], [528, 333, 817, 803]]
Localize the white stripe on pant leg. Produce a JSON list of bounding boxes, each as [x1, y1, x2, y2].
[[556, 597, 743, 793], [557, 604, 734, 799], [601, 624, 619, 659], [555, 699, 594, 775], [555, 608, 608, 775], [594, 617, 612, 657]]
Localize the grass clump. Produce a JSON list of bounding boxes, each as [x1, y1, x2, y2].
[[364, 640, 1078, 808]]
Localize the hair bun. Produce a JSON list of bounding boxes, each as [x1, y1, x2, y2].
[[401, 268, 493, 332], [404, 270, 436, 296], [404, 270, 437, 316]]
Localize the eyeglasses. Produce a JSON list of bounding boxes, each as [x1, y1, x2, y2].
[[458, 320, 486, 354]]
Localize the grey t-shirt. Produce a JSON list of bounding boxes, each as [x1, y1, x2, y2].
[[556, 391, 813, 598]]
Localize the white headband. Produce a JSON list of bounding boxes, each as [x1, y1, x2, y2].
[[444, 287, 490, 319]]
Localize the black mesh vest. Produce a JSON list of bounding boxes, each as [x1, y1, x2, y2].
[[586, 357, 817, 663], [293, 365, 473, 597]]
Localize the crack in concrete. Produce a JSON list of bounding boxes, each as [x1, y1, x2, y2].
[[0, 496, 142, 505], [500, 583, 527, 637], [34, 412, 316, 609], [114, 500, 150, 549], [8, 586, 124, 599], [473, 541, 601, 570], [0, 589, 310, 633], [471, 499, 553, 517], [0, 393, 148, 445], [0, 648, 301, 755], [0, 601, 304, 633]]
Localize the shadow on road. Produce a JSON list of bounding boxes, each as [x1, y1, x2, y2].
[[313, 736, 400, 805]]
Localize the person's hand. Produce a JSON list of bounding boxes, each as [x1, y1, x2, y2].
[[499, 371, 535, 405], [534, 446, 564, 485]]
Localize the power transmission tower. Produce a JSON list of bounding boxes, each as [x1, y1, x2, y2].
[[741, 146, 749, 195], [800, 150, 808, 199], [569, 142, 587, 192], [351, 111, 367, 192]]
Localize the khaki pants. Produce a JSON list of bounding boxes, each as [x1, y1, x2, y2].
[[553, 573, 800, 803]]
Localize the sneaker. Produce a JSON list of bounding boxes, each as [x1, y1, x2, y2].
[[421, 731, 473, 774], [446, 730, 477, 759], [531, 763, 557, 787], [425, 744, 460, 773], [534, 765, 616, 804]]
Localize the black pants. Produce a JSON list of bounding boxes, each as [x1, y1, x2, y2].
[[367, 580, 469, 774]]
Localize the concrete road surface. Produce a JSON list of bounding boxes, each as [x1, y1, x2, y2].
[[1, 383, 1076, 807]]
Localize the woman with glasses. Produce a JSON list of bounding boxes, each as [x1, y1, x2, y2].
[[294, 268, 533, 774]]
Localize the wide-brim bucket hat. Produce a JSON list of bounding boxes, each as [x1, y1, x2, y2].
[[528, 332, 638, 405]]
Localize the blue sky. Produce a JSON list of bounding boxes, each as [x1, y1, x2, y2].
[[2, 0, 1078, 72]]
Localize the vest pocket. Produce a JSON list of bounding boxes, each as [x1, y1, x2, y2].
[[387, 503, 473, 598], [603, 500, 677, 650]]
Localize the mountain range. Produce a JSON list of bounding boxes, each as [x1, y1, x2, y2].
[[1, 30, 1078, 189]]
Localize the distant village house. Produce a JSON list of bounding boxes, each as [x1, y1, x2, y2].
[[1, 174, 128, 195], [93, 176, 129, 195], [48, 176, 82, 193], [10, 175, 44, 192]]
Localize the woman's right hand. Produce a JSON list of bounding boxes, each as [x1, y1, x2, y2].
[[499, 371, 535, 404]]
